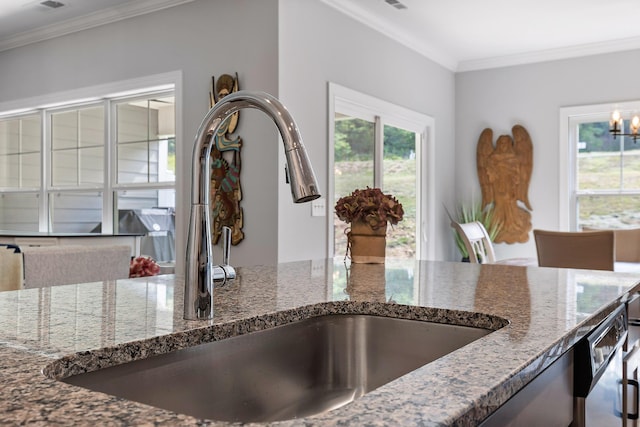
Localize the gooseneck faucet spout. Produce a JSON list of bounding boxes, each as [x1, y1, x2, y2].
[[184, 91, 321, 320]]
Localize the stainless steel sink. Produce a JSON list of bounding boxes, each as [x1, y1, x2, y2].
[[61, 314, 492, 422]]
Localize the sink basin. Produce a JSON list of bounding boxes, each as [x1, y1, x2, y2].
[[61, 314, 492, 422]]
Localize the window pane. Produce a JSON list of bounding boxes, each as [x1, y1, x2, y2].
[[21, 115, 41, 153], [0, 119, 20, 154], [383, 125, 416, 258], [334, 115, 374, 257], [577, 121, 621, 190], [51, 150, 77, 186], [0, 154, 19, 187], [115, 189, 176, 262], [577, 194, 640, 229], [151, 96, 175, 139], [117, 102, 149, 144], [51, 110, 78, 150], [78, 146, 104, 184], [49, 191, 102, 233], [0, 193, 39, 231], [20, 152, 41, 187], [117, 141, 152, 183], [79, 107, 104, 148]]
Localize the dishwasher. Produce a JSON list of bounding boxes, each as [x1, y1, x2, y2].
[[573, 304, 628, 427], [625, 292, 640, 427]]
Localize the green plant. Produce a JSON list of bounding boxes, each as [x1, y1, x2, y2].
[[449, 202, 501, 259], [335, 187, 404, 230]]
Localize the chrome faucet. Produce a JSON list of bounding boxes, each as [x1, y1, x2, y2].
[[184, 91, 321, 320]]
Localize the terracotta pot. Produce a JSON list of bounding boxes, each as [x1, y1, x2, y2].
[[348, 221, 387, 264]]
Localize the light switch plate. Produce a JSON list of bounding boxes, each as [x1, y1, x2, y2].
[[311, 259, 325, 277], [311, 198, 326, 217]]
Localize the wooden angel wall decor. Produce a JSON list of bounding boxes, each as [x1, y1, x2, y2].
[[208, 73, 244, 245], [477, 125, 533, 244]]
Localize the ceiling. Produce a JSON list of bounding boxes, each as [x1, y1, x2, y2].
[[2, 0, 640, 72]]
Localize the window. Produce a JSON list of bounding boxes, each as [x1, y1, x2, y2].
[[561, 101, 640, 230], [328, 83, 435, 260], [0, 88, 176, 262]]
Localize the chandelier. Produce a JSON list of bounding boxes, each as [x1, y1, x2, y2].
[[610, 110, 640, 142]]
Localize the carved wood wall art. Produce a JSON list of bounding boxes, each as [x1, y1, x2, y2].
[[208, 73, 244, 245], [477, 125, 533, 244]]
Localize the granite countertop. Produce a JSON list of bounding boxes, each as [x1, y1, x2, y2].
[[1, 259, 639, 425]]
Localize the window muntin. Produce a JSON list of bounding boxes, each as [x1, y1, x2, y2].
[[0, 193, 39, 231]]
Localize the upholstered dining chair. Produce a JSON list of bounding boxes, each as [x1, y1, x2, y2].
[[583, 227, 640, 263], [533, 229, 615, 271]]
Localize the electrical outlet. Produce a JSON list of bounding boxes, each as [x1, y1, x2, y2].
[[311, 198, 326, 217], [311, 259, 325, 277]]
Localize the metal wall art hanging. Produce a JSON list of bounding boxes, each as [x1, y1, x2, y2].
[[477, 124, 533, 244], [208, 73, 244, 245]]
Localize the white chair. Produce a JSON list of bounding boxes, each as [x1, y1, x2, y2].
[[451, 221, 497, 264], [452, 221, 537, 266]]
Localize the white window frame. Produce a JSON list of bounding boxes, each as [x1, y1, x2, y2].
[[328, 82, 435, 260], [559, 100, 640, 230]]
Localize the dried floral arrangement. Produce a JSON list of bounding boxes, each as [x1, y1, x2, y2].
[[129, 256, 160, 278], [335, 187, 404, 231]]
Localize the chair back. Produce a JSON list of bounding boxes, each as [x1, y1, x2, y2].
[[452, 221, 496, 264], [583, 227, 640, 262], [0, 244, 23, 291], [533, 229, 615, 271]]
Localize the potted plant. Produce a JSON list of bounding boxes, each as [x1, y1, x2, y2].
[[335, 187, 404, 263], [450, 202, 500, 261]]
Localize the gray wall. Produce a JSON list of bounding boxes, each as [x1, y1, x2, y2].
[[455, 51, 640, 260], [0, 0, 459, 270], [0, 0, 281, 274], [278, 0, 457, 262]]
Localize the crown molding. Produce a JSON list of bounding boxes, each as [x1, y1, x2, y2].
[[457, 36, 640, 72], [319, 0, 458, 71], [0, 0, 196, 53], [320, 0, 640, 73]]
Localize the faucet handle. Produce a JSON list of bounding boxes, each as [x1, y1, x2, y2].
[[221, 226, 232, 266], [213, 226, 236, 285]]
